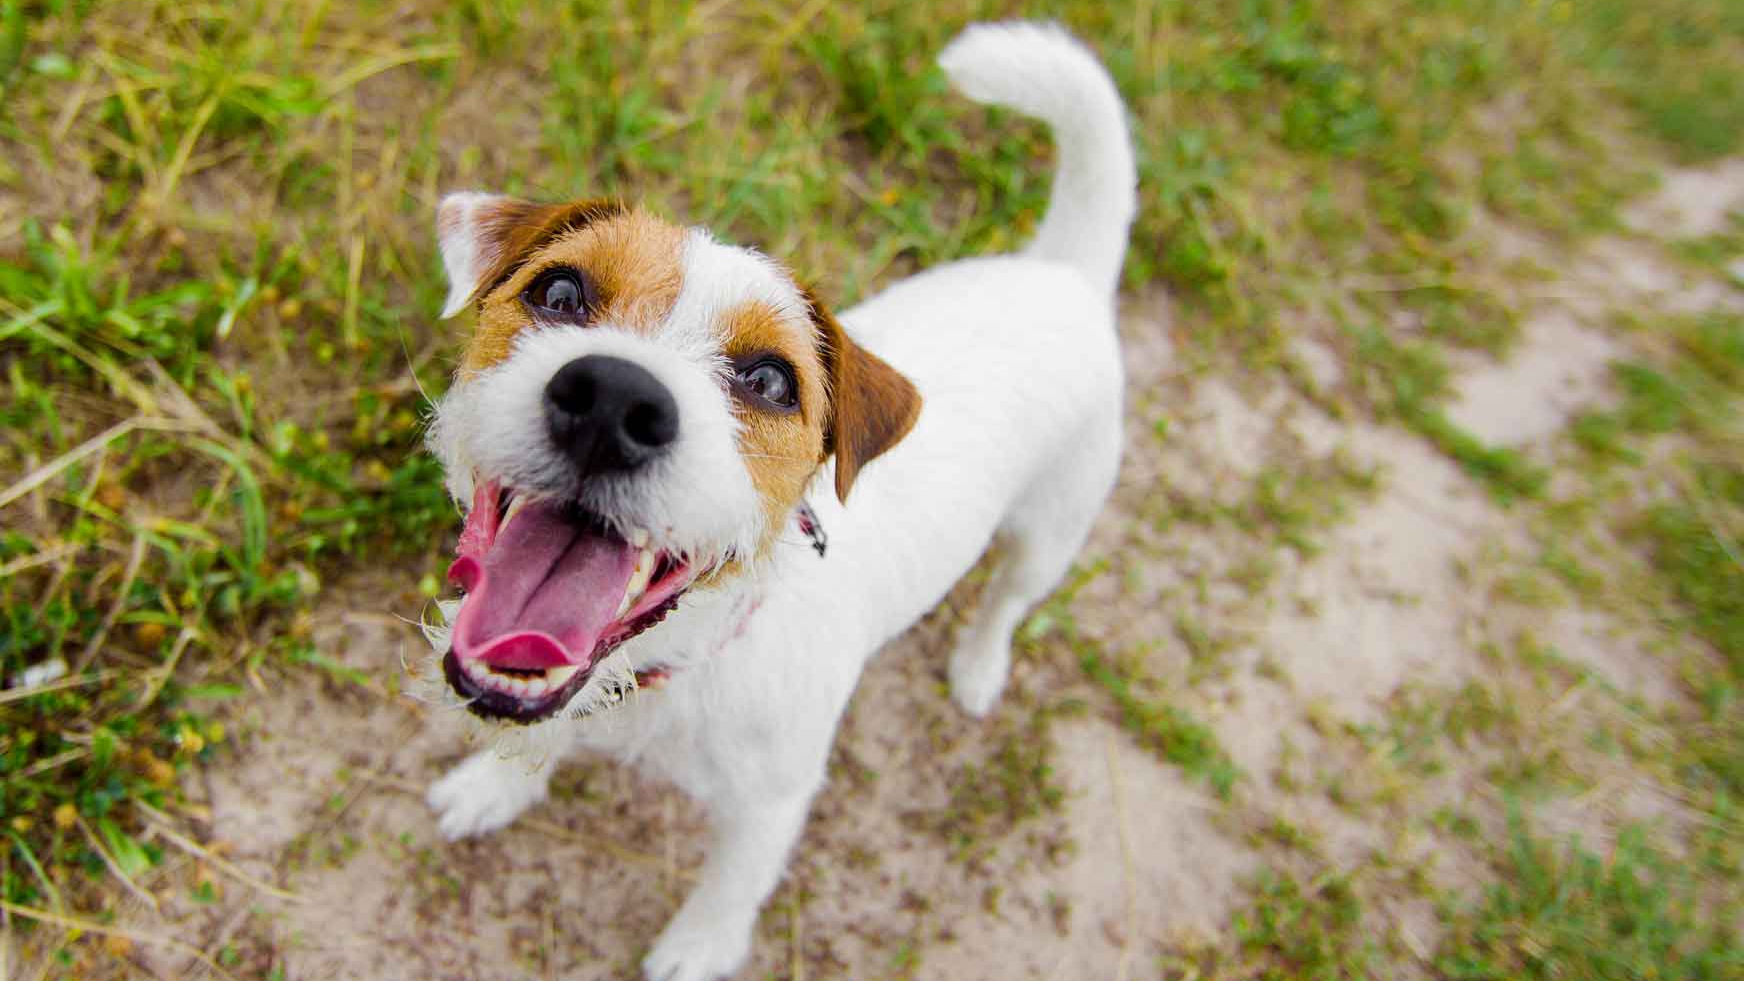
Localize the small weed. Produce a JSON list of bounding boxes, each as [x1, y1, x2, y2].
[[922, 712, 1067, 867], [1230, 868, 1378, 981], [1223, 453, 1380, 557], [1672, 211, 1744, 271]]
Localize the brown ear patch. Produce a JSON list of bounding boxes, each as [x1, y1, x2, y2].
[[805, 288, 922, 502], [443, 196, 627, 314]]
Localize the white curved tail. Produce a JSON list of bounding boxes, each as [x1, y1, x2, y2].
[[939, 22, 1138, 298]]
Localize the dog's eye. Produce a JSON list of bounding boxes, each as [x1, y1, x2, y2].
[[525, 269, 588, 317], [736, 359, 798, 409]]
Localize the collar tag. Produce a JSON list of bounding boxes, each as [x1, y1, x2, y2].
[[795, 500, 827, 558]]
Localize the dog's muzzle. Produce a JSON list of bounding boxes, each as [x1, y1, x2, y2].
[[437, 356, 702, 724]]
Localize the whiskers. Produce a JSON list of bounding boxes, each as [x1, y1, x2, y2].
[[398, 637, 482, 715], [398, 595, 641, 765]]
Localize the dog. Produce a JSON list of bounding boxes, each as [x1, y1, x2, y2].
[[418, 21, 1135, 981]]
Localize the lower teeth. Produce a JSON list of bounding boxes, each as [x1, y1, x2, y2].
[[465, 662, 583, 699]]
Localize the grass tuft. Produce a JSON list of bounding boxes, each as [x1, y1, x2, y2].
[[1436, 810, 1742, 980], [1079, 645, 1241, 801]]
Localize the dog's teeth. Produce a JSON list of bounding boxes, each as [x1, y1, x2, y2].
[[615, 548, 658, 618], [629, 527, 650, 549], [501, 492, 529, 528], [525, 676, 549, 696], [547, 664, 580, 687]]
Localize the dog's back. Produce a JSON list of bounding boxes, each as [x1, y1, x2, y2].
[[804, 22, 1139, 714]]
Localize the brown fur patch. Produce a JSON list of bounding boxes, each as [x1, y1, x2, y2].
[[806, 288, 923, 501], [461, 208, 686, 373], [444, 197, 625, 308], [721, 300, 830, 538]]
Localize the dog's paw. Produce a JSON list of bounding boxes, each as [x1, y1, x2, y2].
[[948, 638, 1009, 718], [426, 751, 549, 841], [642, 916, 752, 981]]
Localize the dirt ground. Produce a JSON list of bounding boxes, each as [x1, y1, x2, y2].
[[86, 160, 1744, 980]]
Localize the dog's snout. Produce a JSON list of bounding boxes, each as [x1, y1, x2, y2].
[[544, 355, 679, 474]]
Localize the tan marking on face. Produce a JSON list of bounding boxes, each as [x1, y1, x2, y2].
[[461, 209, 686, 373], [720, 299, 829, 547]]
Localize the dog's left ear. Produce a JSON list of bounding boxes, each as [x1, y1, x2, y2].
[[805, 289, 922, 502], [435, 193, 625, 318]]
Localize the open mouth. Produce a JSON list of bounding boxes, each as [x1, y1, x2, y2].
[[442, 479, 699, 723]]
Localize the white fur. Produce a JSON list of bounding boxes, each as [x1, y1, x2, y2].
[[668, 228, 808, 341], [940, 22, 1137, 297], [424, 22, 1136, 981], [436, 191, 506, 319], [428, 323, 766, 562]]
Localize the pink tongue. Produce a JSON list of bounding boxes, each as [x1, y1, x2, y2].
[[448, 500, 639, 670]]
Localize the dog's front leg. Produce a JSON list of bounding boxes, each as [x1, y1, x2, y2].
[[426, 748, 555, 840], [643, 786, 813, 981]]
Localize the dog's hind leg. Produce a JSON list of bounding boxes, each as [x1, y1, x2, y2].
[[950, 422, 1121, 717]]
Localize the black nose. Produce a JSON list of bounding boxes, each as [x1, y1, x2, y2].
[[543, 355, 679, 474]]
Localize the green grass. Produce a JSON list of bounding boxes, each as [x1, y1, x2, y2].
[[1230, 869, 1378, 981], [1568, 0, 1744, 162], [1340, 320, 1550, 502], [1560, 311, 1743, 795], [2, 0, 1743, 970], [1079, 644, 1242, 801], [924, 711, 1070, 866], [1218, 454, 1380, 558], [1437, 811, 1741, 980]]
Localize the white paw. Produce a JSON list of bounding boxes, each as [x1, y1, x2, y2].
[[949, 638, 1009, 718], [426, 750, 549, 841], [642, 914, 752, 981]]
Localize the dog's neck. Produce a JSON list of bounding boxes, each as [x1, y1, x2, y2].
[[629, 589, 762, 686], [621, 500, 823, 680]]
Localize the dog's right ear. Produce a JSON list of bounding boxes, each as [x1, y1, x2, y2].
[[805, 288, 922, 503], [435, 193, 625, 318]]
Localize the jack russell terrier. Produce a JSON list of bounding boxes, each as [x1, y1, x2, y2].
[[418, 21, 1135, 981]]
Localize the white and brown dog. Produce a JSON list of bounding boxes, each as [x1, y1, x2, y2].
[[419, 22, 1135, 981]]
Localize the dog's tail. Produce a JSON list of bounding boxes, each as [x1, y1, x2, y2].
[[939, 22, 1137, 298]]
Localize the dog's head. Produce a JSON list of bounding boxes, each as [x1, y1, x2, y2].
[[424, 194, 920, 724]]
